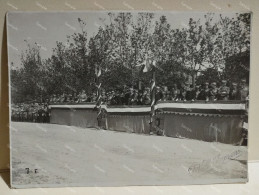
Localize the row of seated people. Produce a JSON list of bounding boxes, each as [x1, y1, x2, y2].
[[49, 79, 249, 105], [11, 80, 249, 122]]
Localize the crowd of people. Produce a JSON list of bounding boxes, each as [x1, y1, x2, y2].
[[11, 102, 49, 123], [11, 79, 249, 122], [49, 78, 249, 105]]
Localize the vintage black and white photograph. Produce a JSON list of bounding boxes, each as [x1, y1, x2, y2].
[[7, 11, 250, 188]]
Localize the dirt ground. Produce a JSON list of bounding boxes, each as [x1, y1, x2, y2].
[[10, 122, 247, 188]]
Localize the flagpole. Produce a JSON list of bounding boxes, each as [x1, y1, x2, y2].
[[150, 68, 156, 134], [95, 66, 102, 127]]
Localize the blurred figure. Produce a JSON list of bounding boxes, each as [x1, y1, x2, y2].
[[101, 91, 107, 104], [197, 82, 210, 101], [125, 87, 135, 105], [120, 91, 126, 105], [106, 91, 112, 105], [91, 92, 97, 102], [171, 84, 180, 101], [56, 94, 62, 103], [49, 95, 55, 103], [229, 82, 238, 100], [185, 83, 193, 101], [130, 90, 139, 105], [80, 90, 88, 102], [109, 91, 116, 105], [162, 86, 171, 101], [218, 80, 230, 100], [67, 94, 73, 102], [73, 93, 79, 103], [52, 94, 57, 103], [142, 88, 151, 105], [137, 90, 144, 105], [193, 85, 201, 100], [155, 86, 163, 103], [209, 82, 218, 101], [237, 79, 249, 101], [179, 83, 187, 101]]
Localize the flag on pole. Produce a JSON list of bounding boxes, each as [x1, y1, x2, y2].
[[95, 66, 102, 123], [143, 59, 156, 72], [150, 70, 156, 134], [136, 54, 157, 134]]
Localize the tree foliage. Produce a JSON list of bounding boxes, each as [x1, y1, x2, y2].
[[11, 13, 251, 103]]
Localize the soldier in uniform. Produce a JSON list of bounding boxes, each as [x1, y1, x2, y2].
[[229, 82, 238, 100], [237, 79, 249, 101], [218, 80, 230, 100], [209, 82, 218, 101]]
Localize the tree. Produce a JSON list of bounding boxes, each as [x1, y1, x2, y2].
[[18, 42, 43, 102], [224, 50, 250, 84]]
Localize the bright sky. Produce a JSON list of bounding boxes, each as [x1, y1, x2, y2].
[[7, 11, 237, 68]]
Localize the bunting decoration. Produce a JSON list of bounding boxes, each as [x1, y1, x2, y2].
[[150, 69, 156, 133], [95, 66, 102, 121], [138, 54, 157, 134]]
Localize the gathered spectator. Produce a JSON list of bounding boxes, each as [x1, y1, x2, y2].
[[218, 80, 230, 100], [129, 90, 139, 105], [12, 102, 50, 123], [209, 82, 218, 101], [193, 85, 201, 100], [142, 88, 151, 105], [185, 83, 191, 101], [79, 90, 88, 102], [187, 84, 198, 101], [179, 83, 187, 101], [124, 87, 135, 105], [229, 82, 238, 100], [101, 91, 107, 104], [171, 84, 180, 101], [197, 82, 210, 100], [155, 86, 163, 103], [237, 79, 249, 101]]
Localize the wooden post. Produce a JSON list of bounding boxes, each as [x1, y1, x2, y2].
[[150, 68, 156, 134]]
